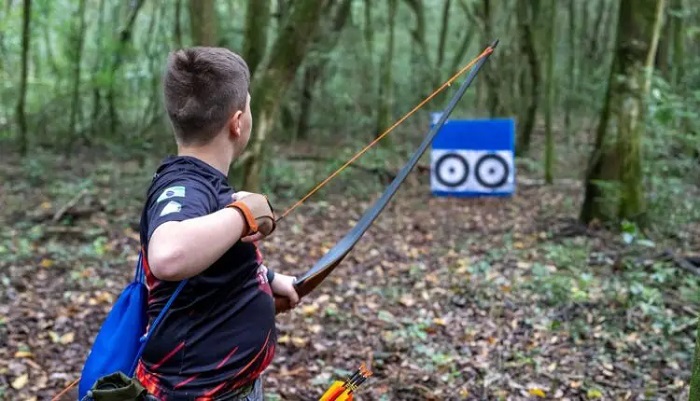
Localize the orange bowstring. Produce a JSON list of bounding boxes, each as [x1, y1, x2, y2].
[[49, 46, 492, 401], [277, 45, 493, 221], [51, 377, 79, 400]]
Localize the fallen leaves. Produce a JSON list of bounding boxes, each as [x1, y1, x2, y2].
[[39, 258, 54, 268], [528, 387, 546, 398], [11, 373, 29, 390], [277, 335, 308, 348], [14, 350, 33, 358], [1, 158, 698, 400], [301, 304, 319, 316], [48, 331, 75, 345], [399, 294, 415, 307]]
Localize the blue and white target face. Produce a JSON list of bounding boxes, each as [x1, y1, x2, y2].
[[430, 150, 514, 194], [474, 154, 509, 188], [429, 118, 515, 197], [434, 153, 469, 187]]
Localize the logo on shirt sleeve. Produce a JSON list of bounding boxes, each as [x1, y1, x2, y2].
[[157, 186, 186, 203], [160, 201, 182, 216]]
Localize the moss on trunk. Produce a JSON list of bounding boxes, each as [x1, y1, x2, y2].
[[241, 0, 328, 192], [580, 0, 665, 225]]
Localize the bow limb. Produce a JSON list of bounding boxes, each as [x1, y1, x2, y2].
[[275, 40, 499, 314]]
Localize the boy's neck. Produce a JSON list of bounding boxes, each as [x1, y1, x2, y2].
[[177, 139, 234, 177]]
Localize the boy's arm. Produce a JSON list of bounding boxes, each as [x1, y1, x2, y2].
[[148, 207, 248, 281], [145, 180, 274, 281]]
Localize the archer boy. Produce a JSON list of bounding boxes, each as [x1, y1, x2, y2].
[[134, 47, 299, 400]]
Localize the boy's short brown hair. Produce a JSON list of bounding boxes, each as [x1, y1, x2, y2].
[[163, 47, 250, 145]]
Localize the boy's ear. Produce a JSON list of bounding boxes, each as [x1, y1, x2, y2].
[[228, 110, 243, 138]]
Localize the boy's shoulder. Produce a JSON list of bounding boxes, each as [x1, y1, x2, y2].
[[147, 156, 224, 199], [139, 156, 225, 243]]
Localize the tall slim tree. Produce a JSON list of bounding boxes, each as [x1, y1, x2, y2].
[[670, 0, 686, 86], [189, 0, 217, 46], [478, 0, 499, 116], [580, 0, 666, 224], [691, 320, 700, 400], [241, 0, 330, 191], [107, 0, 145, 137], [515, 0, 540, 155], [691, 319, 700, 400], [69, 0, 88, 142], [16, 0, 32, 156], [403, 0, 474, 105], [544, 0, 557, 184], [243, 0, 271, 76], [564, 0, 578, 145], [296, 0, 352, 140], [174, 0, 183, 49], [375, 0, 398, 138]]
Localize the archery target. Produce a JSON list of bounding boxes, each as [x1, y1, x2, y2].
[[429, 118, 515, 197], [431, 150, 514, 194], [434, 153, 469, 187], [475, 154, 509, 188]]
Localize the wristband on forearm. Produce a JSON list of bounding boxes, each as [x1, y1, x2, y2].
[[266, 267, 275, 284], [227, 201, 258, 236], [225, 193, 276, 237]]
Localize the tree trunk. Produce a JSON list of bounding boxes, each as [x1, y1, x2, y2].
[[16, 0, 31, 156], [375, 0, 398, 138], [241, 0, 329, 192], [691, 318, 700, 401], [580, 0, 666, 225], [587, 0, 607, 62], [189, 0, 217, 46], [174, 0, 183, 48], [107, 0, 145, 137], [363, 0, 373, 54], [436, 0, 452, 70], [69, 0, 88, 143], [515, 0, 540, 155], [564, 0, 577, 145], [295, 0, 352, 140], [544, 0, 557, 184], [479, 0, 499, 116], [38, 2, 59, 81], [655, 12, 671, 78], [90, 0, 106, 136], [0, 2, 7, 65], [402, 0, 430, 96], [449, 0, 476, 74], [243, 0, 271, 76], [670, 0, 685, 86]]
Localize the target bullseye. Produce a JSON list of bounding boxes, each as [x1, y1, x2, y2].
[[434, 153, 469, 188], [475, 154, 509, 188]]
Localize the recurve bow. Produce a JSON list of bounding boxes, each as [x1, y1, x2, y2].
[[275, 40, 499, 314]]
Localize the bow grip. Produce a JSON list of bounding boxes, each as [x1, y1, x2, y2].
[[274, 279, 301, 314]]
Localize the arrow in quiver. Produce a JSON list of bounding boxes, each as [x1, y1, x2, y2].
[[319, 363, 373, 401]]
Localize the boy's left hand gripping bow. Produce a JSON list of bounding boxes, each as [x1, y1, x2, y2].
[[274, 40, 499, 314]]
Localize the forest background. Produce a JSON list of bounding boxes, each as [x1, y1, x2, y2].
[[1, 0, 700, 400]]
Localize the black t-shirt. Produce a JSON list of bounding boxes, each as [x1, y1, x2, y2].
[[135, 156, 276, 398]]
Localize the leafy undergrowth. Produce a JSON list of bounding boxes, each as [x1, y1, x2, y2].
[[0, 154, 698, 401]]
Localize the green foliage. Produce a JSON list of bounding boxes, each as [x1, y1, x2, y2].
[[645, 75, 700, 236], [520, 236, 699, 343]]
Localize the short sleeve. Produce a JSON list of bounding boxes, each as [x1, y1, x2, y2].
[[145, 176, 216, 241]]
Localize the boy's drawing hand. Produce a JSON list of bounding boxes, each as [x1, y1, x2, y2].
[[270, 273, 299, 308], [228, 191, 276, 239]]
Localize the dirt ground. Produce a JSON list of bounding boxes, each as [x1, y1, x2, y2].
[[0, 155, 697, 400]]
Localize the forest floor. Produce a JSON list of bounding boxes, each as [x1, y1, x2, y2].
[[0, 149, 698, 401]]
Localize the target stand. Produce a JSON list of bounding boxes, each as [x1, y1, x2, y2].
[[429, 114, 515, 197]]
